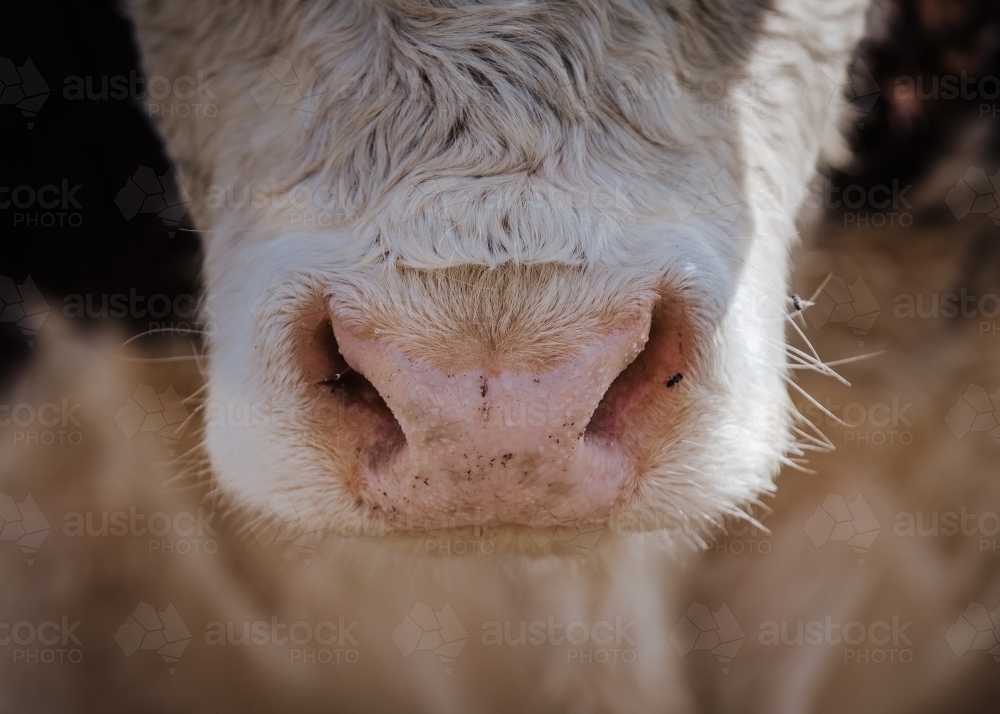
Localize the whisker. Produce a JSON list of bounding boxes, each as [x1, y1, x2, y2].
[[780, 373, 847, 426], [806, 273, 833, 304], [121, 328, 211, 348], [821, 351, 885, 367], [114, 355, 204, 363]]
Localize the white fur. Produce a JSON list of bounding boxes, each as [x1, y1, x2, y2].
[[130, 0, 870, 542], [111, 0, 874, 708]]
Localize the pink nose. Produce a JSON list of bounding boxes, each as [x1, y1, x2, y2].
[[328, 313, 653, 529]]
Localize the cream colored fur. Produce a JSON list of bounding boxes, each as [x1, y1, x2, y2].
[[127, 0, 869, 545], [14, 0, 980, 711]]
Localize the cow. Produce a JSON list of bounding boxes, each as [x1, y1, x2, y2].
[[25, 0, 1000, 712], [128, 0, 871, 550]]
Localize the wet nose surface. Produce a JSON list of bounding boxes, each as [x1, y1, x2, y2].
[[331, 313, 652, 529]]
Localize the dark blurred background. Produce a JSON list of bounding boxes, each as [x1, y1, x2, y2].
[[1, 0, 999, 384], [0, 1, 201, 387]]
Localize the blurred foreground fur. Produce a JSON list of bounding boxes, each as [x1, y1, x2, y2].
[[0, 322, 689, 712], [3, 162, 1000, 712]]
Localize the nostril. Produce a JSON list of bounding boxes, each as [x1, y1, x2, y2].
[[305, 319, 353, 386], [585, 299, 688, 444], [304, 319, 406, 468]]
